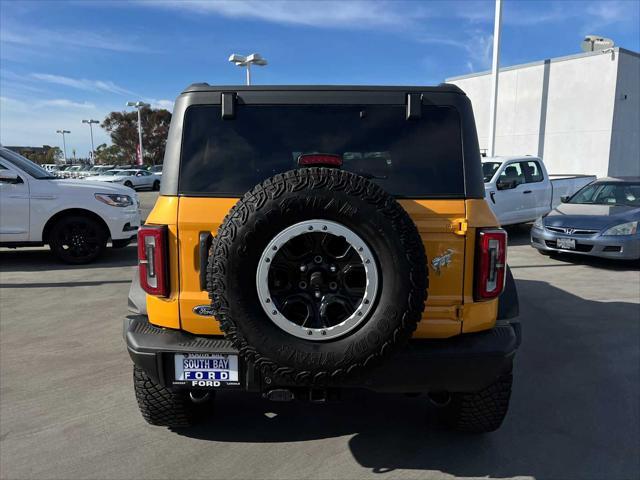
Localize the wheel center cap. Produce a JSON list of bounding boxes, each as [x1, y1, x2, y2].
[[309, 271, 324, 289]]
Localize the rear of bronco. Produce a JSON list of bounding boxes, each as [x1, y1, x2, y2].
[[125, 85, 520, 433]]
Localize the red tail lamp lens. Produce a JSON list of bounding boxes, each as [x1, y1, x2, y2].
[[475, 228, 507, 300], [138, 225, 168, 297]]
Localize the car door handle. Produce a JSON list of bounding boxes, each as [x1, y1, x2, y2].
[[523, 190, 532, 194], [489, 191, 496, 204]]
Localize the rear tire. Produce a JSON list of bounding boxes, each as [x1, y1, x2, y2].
[[152, 180, 160, 191], [124, 180, 134, 189], [133, 366, 211, 428], [48, 215, 107, 264], [437, 374, 513, 433]]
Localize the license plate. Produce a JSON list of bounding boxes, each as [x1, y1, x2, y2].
[[174, 353, 239, 388], [557, 237, 576, 250]]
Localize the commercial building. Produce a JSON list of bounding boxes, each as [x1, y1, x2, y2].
[[447, 47, 639, 177]]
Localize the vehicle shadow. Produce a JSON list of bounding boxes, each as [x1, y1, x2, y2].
[[545, 251, 640, 272], [0, 244, 138, 273], [175, 279, 640, 479]]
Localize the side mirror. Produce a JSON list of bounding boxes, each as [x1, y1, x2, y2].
[[497, 180, 516, 191], [0, 171, 22, 184], [560, 195, 570, 203]]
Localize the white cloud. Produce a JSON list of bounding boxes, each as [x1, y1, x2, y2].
[[146, 98, 175, 111], [36, 99, 96, 109], [0, 23, 153, 54], [0, 96, 113, 155], [31, 73, 134, 96], [145, 0, 409, 28]]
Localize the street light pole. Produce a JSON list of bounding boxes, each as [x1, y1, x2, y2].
[[56, 129, 71, 164], [487, 0, 503, 158], [82, 119, 99, 163], [126, 101, 151, 165], [228, 53, 268, 85]]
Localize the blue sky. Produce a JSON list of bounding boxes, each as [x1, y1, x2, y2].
[[1, 0, 639, 157]]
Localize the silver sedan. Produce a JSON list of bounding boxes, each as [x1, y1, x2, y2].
[[531, 177, 640, 260]]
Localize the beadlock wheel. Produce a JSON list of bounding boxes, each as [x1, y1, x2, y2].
[[256, 220, 379, 341]]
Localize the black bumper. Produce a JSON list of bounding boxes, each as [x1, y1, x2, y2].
[[124, 315, 521, 394]]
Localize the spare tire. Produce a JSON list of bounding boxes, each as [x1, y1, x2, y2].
[[207, 167, 427, 384]]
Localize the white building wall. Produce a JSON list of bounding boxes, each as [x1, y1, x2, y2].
[[447, 49, 639, 177], [609, 51, 640, 176]]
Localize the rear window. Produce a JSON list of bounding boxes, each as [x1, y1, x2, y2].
[[179, 104, 464, 197]]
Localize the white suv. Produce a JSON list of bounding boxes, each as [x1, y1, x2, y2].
[[0, 147, 141, 264]]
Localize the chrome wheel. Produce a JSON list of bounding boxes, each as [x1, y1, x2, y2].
[[256, 220, 378, 341]]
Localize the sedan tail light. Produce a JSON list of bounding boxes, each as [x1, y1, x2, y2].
[[138, 225, 168, 297], [475, 228, 507, 300]]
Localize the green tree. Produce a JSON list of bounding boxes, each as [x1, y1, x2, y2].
[[101, 107, 171, 165], [94, 143, 126, 165]]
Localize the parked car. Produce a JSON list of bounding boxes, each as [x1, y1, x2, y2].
[[483, 156, 596, 225], [150, 164, 163, 175], [0, 147, 140, 263], [531, 177, 640, 260], [42, 163, 59, 173], [125, 84, 521, 433], [85, 168, 161, 191]]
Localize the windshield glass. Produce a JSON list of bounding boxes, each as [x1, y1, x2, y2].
[[570, 182, 640, 207], [482, 162, 501, 182], [0, 149, 57, 179]]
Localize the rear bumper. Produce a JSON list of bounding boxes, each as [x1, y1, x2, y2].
[[124, 315, 521, 394]]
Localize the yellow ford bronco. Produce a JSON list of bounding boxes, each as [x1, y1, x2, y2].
[[125, 85, 520, 433]]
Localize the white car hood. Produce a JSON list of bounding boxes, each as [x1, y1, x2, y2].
[[51, 178, 134, 194]]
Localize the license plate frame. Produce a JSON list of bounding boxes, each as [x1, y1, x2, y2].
[[557, 237, 576, 250], [173, 353, 241, 389]]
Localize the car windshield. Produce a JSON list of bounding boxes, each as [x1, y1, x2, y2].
[[570, 182, 640, 207], [0, 149, 57, 179], [482, 162, 501, 182]]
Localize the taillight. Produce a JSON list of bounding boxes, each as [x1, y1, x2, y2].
[[475, 228, 507, 300], [138, 225, 168, 297], [297, 153, 343, 167]]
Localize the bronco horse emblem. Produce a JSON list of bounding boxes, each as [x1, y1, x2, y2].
[[431, 249, 454, 274]]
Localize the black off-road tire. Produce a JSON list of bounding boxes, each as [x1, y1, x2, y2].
[[439, 374, 513, 433], [207, 167, 428, 385], [133, 366, 206, 428]]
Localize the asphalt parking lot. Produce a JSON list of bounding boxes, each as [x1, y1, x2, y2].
[[1, 192, 638, 480]]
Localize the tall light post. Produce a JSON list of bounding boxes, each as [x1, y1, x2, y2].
[[228, 53, 268, 85], [126, 101, 151, 165], [487, 0, 503, 158], [82, 119, 99, 163], [56, 129, 71, 164]]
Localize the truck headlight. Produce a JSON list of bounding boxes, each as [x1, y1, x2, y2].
[[602, 221, 638, 236], [94, 193, 134, 207]]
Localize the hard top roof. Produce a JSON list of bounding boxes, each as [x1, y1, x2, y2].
[[182, 83, 465, 95]]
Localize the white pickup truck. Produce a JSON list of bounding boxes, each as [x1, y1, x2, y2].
[[482, 156, 596, 226], [0, 146, 141, 264]]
